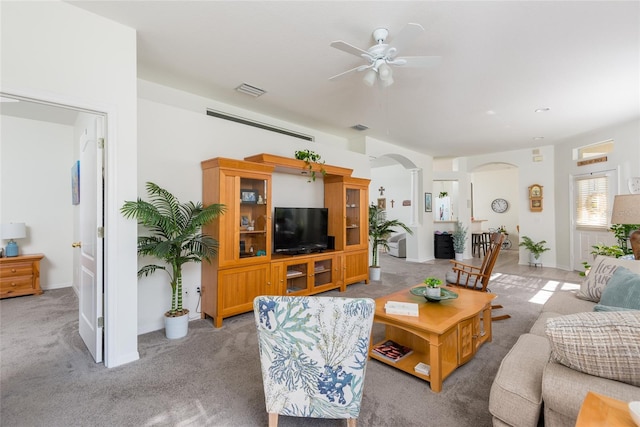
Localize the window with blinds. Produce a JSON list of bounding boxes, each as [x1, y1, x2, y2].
[[575, 175, 609, 228]]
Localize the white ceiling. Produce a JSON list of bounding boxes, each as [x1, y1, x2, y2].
[[25, 2, 640, 157]]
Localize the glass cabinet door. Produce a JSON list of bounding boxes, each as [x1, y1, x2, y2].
[[345, 187, 361, 247], [238, 177, 268, 260], [285, 262, 308, 294], [313, 259, 332, 288]]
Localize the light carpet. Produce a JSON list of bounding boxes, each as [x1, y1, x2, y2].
[[0, 252, 581, 426]]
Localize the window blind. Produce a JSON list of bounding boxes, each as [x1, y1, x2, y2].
[[575, 175, 609, 228]]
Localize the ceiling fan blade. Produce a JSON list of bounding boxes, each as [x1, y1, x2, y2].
[[386, 23, 425, 58], [330, 40, 370, 57], [328, 64, 372, 81], [393, 56, 442, 68]]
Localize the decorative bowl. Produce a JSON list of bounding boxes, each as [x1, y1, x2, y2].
[[410, 286, 458, 302], [629, 401, 640, 427]]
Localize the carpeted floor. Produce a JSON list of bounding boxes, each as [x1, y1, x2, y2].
[[0, 251, 581, 426]]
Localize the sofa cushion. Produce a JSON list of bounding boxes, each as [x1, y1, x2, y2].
[[545, 311, 640, 386], [489, 334, 550, 427], [593, 266, 640, 312], [576, 255, 640, 302], [541, 290, 595, 316]]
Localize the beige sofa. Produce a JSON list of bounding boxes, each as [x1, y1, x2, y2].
[[489, 256, 640, 427]]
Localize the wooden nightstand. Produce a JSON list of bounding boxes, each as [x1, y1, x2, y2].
[[0, 254, 44, 299]]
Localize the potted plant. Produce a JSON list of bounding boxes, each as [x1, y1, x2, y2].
[[121, 182, 225, 339], [423, 277, 442, 298], [294, 149, 326, 182], [368, 204, 412, 281], [519, 235, 550, 265], [452, 220, 468, 261]]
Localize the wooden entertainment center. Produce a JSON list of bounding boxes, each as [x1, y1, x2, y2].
[[201, 154, 370, 327]]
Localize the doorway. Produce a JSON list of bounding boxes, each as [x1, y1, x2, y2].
[[0, 94, 105, 362]]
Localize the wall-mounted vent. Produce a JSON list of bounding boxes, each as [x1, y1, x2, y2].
[[235, 83, 266, 97], [351, 124, 369, 131], [206, 109, 314, 141]]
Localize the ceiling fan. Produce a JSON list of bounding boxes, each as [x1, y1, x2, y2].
[[329, 23, 441, 88]]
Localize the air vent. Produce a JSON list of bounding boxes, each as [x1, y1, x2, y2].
[[235, 83, 266, 97], [206, 109, 314, 142], [351, 124, 369, 131]]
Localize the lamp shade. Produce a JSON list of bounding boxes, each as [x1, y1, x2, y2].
[[1, 223, 26, 240], [610, 195, 640, 224]]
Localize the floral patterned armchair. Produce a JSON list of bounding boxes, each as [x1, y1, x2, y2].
[[253, 296, 375, 427]]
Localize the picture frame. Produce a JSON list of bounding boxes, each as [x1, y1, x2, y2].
[[377, 198, 386, 210], [71, 160, 80, 205], [240, 189, 258, 203], [424, 192, 432, 212], [240, 215, 250, 227]]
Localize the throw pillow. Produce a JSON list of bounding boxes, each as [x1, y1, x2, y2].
[[577, 255, 640, 302], [593, 266, 640, 311], [545, 311, 640, 387]]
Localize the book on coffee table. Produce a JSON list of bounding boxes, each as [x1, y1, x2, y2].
[[372, 340, 413, 362]]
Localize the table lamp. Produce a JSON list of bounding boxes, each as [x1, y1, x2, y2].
[[610, 195, 640, 260], [1, 222, 26, 257]]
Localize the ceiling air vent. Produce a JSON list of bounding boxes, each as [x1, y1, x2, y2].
[[235, 83, 266, 97], [351, 124, 369, 131], [206, 109, 314, 142]]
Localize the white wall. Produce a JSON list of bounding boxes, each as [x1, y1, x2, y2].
[[554, 118, 640, 270], [0, 116, 74, 289], [366, 137, 434, 262], [471, 168, 520, 245], [465, 146, 556, 266], [369, 164, 413, 231], [1, 0, 139, 367], [137, 80, 371, 333]]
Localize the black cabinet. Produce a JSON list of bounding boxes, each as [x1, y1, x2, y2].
[[434, 233, 454, 259]]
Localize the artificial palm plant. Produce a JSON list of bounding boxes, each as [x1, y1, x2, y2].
[[121, 182, 225, 319], [368, 204, 413, 268]]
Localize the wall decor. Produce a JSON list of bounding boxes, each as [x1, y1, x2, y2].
[[402, 200, 411, 206], [491, 198, 509, 213], [71, 160, 80, 205], [528, 184, 543, 212], [377, 198, 386, 210], [425, 193, 432, 212]]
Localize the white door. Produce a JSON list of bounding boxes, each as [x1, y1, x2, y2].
[[571, 170, 618, 271], [78, 117, 104, 363]]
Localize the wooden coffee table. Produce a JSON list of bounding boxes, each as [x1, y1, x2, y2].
[[369, 285, 496, 392]]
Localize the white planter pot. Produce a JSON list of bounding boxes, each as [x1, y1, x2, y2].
[[529, 252, 541, 265], [455, 253, 464, 261], [369, 266, 381, 281], [426, 287, 441, 298], [165, 310, 189, 339]]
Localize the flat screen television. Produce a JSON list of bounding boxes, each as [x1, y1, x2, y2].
[[274, 207, 328, 254]]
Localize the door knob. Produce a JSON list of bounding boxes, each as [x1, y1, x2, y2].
[[72, 242, 82, 248]]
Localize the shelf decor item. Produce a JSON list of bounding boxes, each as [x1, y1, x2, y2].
[[368, 204, 412, 280], [294, 149, 326, 182], [121, 182, 225, 339]]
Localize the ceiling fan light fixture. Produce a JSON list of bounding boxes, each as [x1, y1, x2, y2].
[[362, 69, 377, 87], [381, 74, 394, 88], [378, 63, 392, 81]]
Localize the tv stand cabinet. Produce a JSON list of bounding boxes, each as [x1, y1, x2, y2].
[[201, 154, 369, 327]]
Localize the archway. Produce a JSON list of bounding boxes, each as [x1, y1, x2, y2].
[[370, 153, 427, 262]]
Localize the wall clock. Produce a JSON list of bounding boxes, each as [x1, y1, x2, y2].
[[491, 198, 509, 213], [628, 177, 640, 194]]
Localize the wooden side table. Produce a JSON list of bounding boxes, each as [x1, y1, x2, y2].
[[0, 254, 44, 299], [576, 391, 636, 427]]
